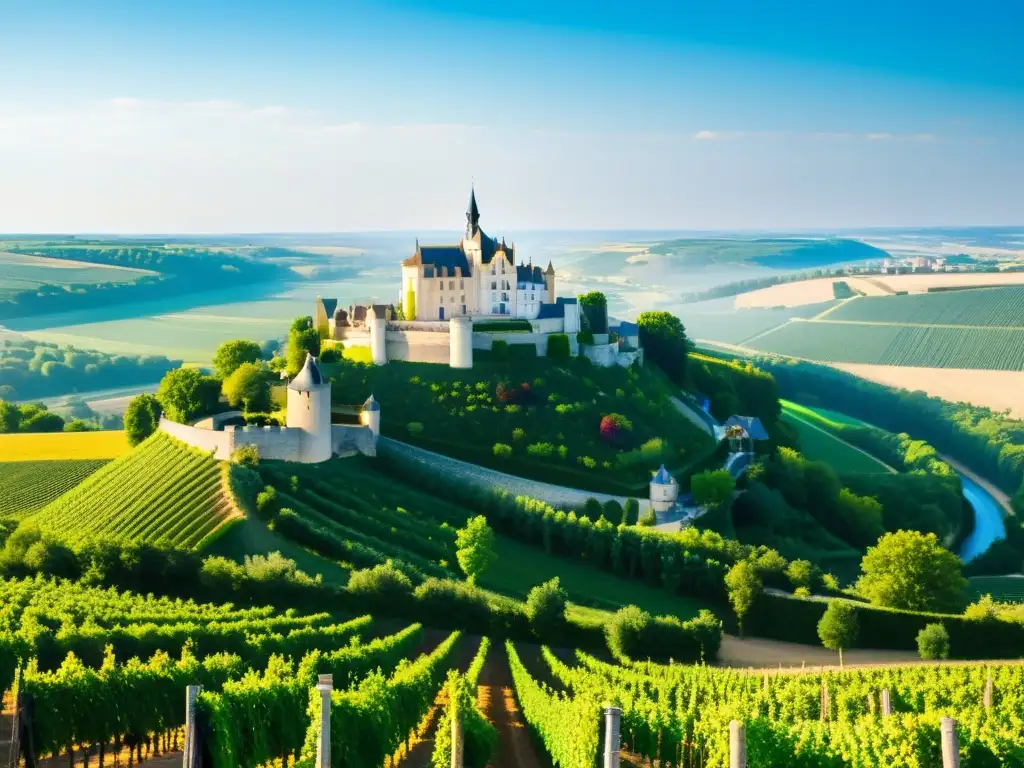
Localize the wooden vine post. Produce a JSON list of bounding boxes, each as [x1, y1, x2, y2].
[[316, 674, 334, 768], [881, 688, 892, 717], [941, 717, 959, 768], [729, 720, 746, 768], [182, 685, 202, 768], [984, 674, 993, 711], [603, 706, 622, 768]]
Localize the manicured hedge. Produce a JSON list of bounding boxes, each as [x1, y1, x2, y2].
[[747, 592, 1024, 659], [473, 319, 533, 332], [546, 333, 571, 360]]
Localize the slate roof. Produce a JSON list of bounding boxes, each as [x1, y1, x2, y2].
[[288, 353, 325, 392], [615, 321, 639, 336], [651, 465, 675, 485], [362, 394, 380, 412], [723, 415, 770, 441], [536, 296, 576, 319], [419, 245, 471, 277], [320, 298, 338, 318], [516, 263, 545, 284]]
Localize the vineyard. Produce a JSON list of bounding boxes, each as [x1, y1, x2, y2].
[[968, 575, 1024, 604], [3, 574, 1024, 767], [31, 431, 241, 549], [828, 287, 1024, 327], [748, 320, 1024, 370], [514, 645, 1024, 767], [0, 459, 109, 519]]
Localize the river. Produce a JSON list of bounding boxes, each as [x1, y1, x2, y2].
[[958, 472, 1008, 563]]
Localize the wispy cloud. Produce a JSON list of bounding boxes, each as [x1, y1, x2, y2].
[[694, 129, 942, 142]]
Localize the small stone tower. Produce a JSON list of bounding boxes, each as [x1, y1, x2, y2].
[[649, 465, 679, 515], [544, 261, 556, 304], [360, 394, 381, 437], [286, 353, 332, 463]]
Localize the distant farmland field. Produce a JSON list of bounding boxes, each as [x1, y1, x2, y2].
[[0, 250, 153, 300], [0, 431, 131, 461], [683, 301, 836, 345], [0, 459, 109, 518], [748, 320, 1024, 370], [827, 287, 1024, 327]]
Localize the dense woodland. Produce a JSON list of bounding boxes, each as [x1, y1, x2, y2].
[[0, 338, 178, 400]]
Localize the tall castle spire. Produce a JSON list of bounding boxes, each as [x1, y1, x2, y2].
[[466, 185, 480, 236]]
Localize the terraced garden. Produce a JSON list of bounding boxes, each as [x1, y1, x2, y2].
[[0, 459, 109, 519], [31, 431, 239, 548]]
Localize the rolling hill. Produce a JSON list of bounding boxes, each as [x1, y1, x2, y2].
[[31, 431, 242, 548]]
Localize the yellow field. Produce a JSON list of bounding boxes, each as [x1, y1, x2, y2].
[[870, 272, 1024, 293], [0, 431, 131, 461], [734, 277, 889, 309], [833, 363, 1024, 418]]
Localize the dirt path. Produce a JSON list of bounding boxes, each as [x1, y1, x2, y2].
[[478, 651, 550, 768], [396, 636, 482, 768], [718, 635, 919, 669]]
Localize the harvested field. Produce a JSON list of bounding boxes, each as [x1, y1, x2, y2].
[[870, 271, 1024, 293], [833, 363, 1024, 418], [734, 277, 889, 309]]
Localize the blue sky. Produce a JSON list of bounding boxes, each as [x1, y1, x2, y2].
[[0, 0, 1020, 232]]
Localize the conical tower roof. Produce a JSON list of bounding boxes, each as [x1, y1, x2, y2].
[[288, 352, 325, 392]]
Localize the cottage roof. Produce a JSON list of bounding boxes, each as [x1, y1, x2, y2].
[[288, 353, 325, 392], [362, 394, 380, 412], [723, 415, 770, 441], [651, 465, 675, 485]]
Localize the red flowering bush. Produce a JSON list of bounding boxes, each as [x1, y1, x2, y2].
[[600, 413, 633, 444]]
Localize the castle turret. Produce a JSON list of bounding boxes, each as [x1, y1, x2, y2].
[[369, 305, 388, 365], [544, 261, 555, 304], [286, 353, 332, 463], [466, 185, 480, 237], [649, 464, 678, 516]]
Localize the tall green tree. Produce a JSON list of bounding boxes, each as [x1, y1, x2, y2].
[[856, 530, 966, 612], [817, 601, 858, 667], [637, 311, 689, 384], [456, 515, 497, 586], [212, 339, 262, 378], [156, 368, 221, 424], [724, 560, 761, 638], [221, 363, 273, 413], [286, 317, 321, 376], [691, 469, 736, 510], [0, 400, 19, 433], [124, 394, 163, 446]]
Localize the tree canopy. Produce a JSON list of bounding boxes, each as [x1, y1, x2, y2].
[[212, 339, 262, 379], [156, 368, 222, 424], [637, 311, 689, 383], [124, 394, 163, 446], [456, 515, 497, 586], [221, 363, 273, 413], [817, 601, 858, 666], [724, 560, 761, 637], [691, 469, 736, 510], [856, 530, 966, 612]]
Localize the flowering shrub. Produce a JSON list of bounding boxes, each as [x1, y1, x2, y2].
[[493, 443, 513, 458], [599, 413, 633, 443]]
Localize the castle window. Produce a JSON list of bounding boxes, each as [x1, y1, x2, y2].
[[491, 281, 497, 290], [449, 280, 454, 290], [459, 279, 464, 289]]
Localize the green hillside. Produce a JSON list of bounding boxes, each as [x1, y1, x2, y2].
[[32, 431, 240, 548], [328, 357, 715, 495], [646, 237, 886, 268], [0, 459, 109, 519]]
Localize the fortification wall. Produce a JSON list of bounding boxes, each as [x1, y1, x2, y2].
[[530, 317, 565, 334], [333, 328, 371, 347], [385, 330, 450, 364], [583, 343, 619, 368], [159, 418, 232, 459], [332, 425, 377, 457], [230, 425, 304, 462]]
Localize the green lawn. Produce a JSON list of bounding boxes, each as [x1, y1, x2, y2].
[[478, 535, 714, 622], [206, 515, 352, 586], [782, 410, 892, 474], [780, 399, 873, 429]]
